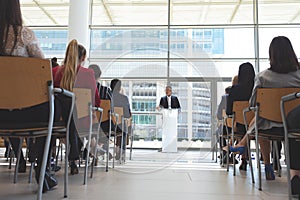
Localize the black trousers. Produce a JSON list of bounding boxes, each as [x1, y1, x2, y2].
[[0, 101, 60, 170], [3, 94, 82, 166], [55, 94, 82, 161], [287, 105, 300, 170]]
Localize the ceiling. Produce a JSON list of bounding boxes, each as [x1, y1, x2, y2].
[[20, 0, 300, 26]]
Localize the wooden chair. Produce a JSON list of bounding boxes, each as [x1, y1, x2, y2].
[[73, 88, 103, 184], [223, 101, 254, 181], [281, 92, 300, 200], [0, 56, 74, 200], [244, 88, 300, 191]]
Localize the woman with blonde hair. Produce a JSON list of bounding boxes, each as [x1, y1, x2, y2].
[[54, 39, 100, 174]]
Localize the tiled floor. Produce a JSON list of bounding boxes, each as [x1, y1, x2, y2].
[[0, 149, 290, 200]]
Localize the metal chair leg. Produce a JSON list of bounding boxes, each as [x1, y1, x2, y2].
[[28, 162, 34, 183], [107, 115, 112, 172], [106, 131, 110, 172], [61, 140, 63, 162], [246, 134, 255, 184], [64, 131, 69, 198], [255, 132, 262, 191], [129, 121, 135, 161], [14, 138, 23, 184], [8, 143, 13, 169], [120, 119, 124, 164]]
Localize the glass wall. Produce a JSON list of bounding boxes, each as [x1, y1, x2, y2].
[[21, 0, 300, 148]]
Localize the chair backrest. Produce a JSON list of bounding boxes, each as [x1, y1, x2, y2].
[[256, 88, 300, 123], [73, 88, 92, 119], [233, 101, 254, 125], [0, 56, 52, 109], [223, 110, 233, 128], [112, 107, 124, 125], [99, 99, 111, 122], [0, 138, 7, 148]]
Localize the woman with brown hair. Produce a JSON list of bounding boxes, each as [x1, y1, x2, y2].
[[0, 0, 59, 192]]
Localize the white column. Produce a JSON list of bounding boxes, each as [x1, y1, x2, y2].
[[187, 29, 193, 142], [68, 0, 91, 59]]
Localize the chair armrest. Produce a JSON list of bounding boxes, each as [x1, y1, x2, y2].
[[281, 92, 300, 103], [92, 107, 103, 112], [53, 88, 74, 98], [111, 113, 119, 117], [225, 114, 233, 118], [243, 106, 255, 113]]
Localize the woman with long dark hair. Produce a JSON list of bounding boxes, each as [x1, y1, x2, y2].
[[229, 36, 300, 182], [0, 0, 43, 57], [0, 0, 58, 192], [225, 62, 255, 170]]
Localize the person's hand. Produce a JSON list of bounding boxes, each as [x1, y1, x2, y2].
[[156, 106, 161, 111]]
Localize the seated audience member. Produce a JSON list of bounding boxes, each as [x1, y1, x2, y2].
[[231, 75, 238, 86], [88, 64, 113, 160], [51, 57, 60, 77], [0, 0, 60, 192], [225, 62, 255, 170], [110, 79, 131, 160], [51, 57, 59, 67], [215, 86, 231, 163], [54, 39, 100, 175], [228, 36, 300, 180], [88, 64, 112, 100], [216, 87, 231, 121]]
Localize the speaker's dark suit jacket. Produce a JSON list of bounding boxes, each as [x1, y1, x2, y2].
[[159, 95, 181, 109]]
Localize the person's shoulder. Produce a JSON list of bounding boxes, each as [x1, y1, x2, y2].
[[258, 69, 269, 74], [52, 65, 60, 75], [77, 66, 95, 75], [289, 69, 300, 76], [257, 69, 275, 78], [120, 93, 128, 99], [118, 93, 129, 101], [78, 66, 92, 72], [21, 26, 36, 43]]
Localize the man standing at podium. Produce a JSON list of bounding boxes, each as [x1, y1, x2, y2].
[[157, 86, 180, 152], [157, 86, 181, 110]]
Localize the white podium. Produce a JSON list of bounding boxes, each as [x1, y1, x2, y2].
[[161, 109, 178, 152]]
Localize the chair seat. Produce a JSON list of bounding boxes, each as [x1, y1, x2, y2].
[[0, 121, 65, 135], [259, 127, 284, 140]]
